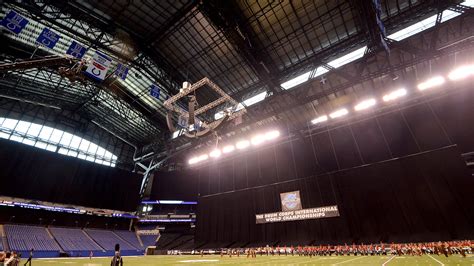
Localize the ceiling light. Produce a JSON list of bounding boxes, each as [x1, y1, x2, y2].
[[188, 157, 199, 165], [448, 65, 474, 81], [197, 154, 208, 162], [329, 108, 349, 119], [251, 134, 266, 145], [235, 140, 250, 149], [383, 88, 407, 102], [417, 76, 445, 91], [209, 149, 221, 158], [264, 130, 280, 140], [311, 115, 328, 124], [354, 98, 376, 111], [222, 145, 235, 154]]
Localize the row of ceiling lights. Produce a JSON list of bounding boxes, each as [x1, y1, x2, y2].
[[188, 130, 281, 165], [310, 64, 474, 125], [188, 64, 474, 165]]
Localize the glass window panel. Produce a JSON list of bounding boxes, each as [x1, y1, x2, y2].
[[78, 154, 87, 160], [45, 144, 57, 152], [49, 129, 63, 143], [38, 126, 54, 140], [111, 163, 116, 167], [69, 136, 82, 149], [59, 132, 73, 146], [27, 123, 43, 137], [15, 121, 31, 134], [96, 147, 106, 157], [9, 135, 24, 143], [22, 138, 35, 146], [85, 156, 95, 162], [2, 119, 18, 130], [79, 139, 91, 152], [35, 141, 47, 149], [58, 148, 69, 155], [0, 132, 10, 139], [104, 151, 113, 160], [0, 118, 5, 125], [87, 142, 98, 154], [67, 150, 78, 157]]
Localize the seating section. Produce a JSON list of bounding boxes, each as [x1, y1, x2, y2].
[[168, 235, 194, 249], [49, 227, 102, 252], [155, 233, 180, 249], [4, 224, 60, 251], [114, 230, 142, 249], [85, 229, 137, 251], [140, 235, 158, 247]]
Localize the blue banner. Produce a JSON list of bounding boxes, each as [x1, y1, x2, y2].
[[1, 10, 29, 34], [36, 28, 60, 49], [150, 84, 160, 99], [115, 63, 129, 80], [66, 40, 87, 59]]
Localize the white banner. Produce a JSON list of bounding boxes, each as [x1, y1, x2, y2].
[[256, 205, 339, 224], [85, 51, 112, 81]]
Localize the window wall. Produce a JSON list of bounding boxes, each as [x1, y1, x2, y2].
[[0, 117, 117, 167]]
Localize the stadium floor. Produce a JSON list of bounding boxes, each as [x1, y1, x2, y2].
[[35, 254, 474, 265]]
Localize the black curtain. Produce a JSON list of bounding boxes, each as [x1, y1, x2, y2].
[[0, 139, 141, 211], [195, 146, 474, 245]]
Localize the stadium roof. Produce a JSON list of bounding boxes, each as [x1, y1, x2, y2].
[[1, 0, 472, 159]]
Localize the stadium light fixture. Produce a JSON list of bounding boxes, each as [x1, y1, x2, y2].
[[188, 157, 199, 165], [236, 139, 250, 149], [264, 130, 280, 140], [198, 154, 209, 161], [209, 149, 222, 158], [383, 88, 407, 102], [448, 65, 474, 81], [251, 134, 266, 145], [311, 115, 328, 124], [329, 108, 349, 119], [417, 76, 445, 91], [354, 98, 376, 111], [222, 145, 235, 154]]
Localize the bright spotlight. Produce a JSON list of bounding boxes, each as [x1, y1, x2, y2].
[[448, 65, 474, 81], [198, 154, 208, 161], [311, 115, 328, 124], [222, 145, 235, 154], [264, 130, 280, 140], [383, 88, 407, 102], [209, 149, 221, 158], [417, 76, 445, 91], [251, 134, 266, 145], [329, 108, 349, 119], [354, 98, 376, 111], [188, 157, 199, 165], [235, 140, 250, 149]]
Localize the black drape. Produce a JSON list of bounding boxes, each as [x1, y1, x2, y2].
[[195, 146, 474, 245], [0, 139, 141, 211]]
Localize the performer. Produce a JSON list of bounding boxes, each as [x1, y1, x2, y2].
[[24, 249, 33, 266], [111, 244, 123, 266]]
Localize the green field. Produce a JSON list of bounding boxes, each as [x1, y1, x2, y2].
[[34, 254, 474, 265]]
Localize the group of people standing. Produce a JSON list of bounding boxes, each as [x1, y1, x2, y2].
[[210, 240, 473, 258]]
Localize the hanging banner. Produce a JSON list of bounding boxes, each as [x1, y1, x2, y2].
[[85, 51, 112, 81], [36, 28, 60, 49], [66, 40, 87, 59], [115, 63, 129, 80], [256, 205, 340, 224], [150, 84, 160, 99], [1, 10, 29, 34]]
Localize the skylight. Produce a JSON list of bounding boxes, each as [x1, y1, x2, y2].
[[279, 1, 474, 91], [0, 117, 117, 167]]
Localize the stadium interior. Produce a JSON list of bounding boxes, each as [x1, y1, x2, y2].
[[1, 0, 474, 265]]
